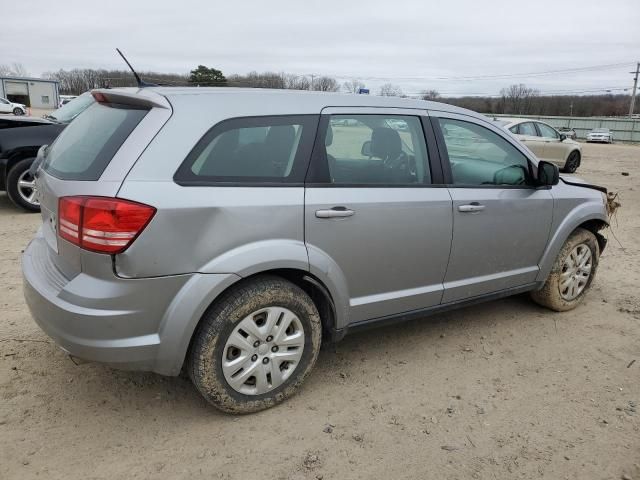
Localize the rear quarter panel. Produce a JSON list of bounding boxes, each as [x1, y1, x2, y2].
[[116, 93, 316, 278]]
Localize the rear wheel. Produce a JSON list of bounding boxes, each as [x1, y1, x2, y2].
[[12, 107, 24, 116], [6, 158, 40, 212], [531, 228, 599, 311], [563, 151, 580, 173], [189, 275, 322, 413]]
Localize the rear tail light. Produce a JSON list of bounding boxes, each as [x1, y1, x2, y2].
[[58, 196, 156, 254]]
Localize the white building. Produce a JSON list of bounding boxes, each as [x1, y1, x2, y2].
[[0, 76, 59, 111]]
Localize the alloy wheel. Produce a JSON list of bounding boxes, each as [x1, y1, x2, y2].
[[17, 169, 39, 207]]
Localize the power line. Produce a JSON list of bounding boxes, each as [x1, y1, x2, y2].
[[401, 86, 631, 98], [314, 62, 635, 82]]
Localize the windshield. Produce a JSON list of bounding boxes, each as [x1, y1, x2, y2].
[[45, 93, 95, 124], [593, 128, 609, 133]]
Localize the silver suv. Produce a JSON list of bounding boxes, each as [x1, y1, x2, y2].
[[22, 88, 610, 413]]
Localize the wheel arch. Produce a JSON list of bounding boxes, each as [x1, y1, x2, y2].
[[155, 267, 341, 376], [537, 206, 608, 283], [1, 148, 38, 190]]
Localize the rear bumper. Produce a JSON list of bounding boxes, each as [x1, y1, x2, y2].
[[22, 234, 237, 375]]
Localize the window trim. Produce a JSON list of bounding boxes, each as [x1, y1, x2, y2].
[[173, 114, 319, 187], [305, 112, 442, 188], [431, 112, 539, 189]]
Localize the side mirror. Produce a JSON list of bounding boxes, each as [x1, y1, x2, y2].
[[559, 133, 567, 142], [537, 160, 559, 187], [361, 140, 372, 157]]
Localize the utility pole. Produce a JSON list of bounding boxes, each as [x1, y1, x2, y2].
[[569, 102, 573, 117], [630, 62, 640, 117], [309, 74, 315, 91]]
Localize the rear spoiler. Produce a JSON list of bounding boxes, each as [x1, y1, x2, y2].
[[91, 89, 170, 110]]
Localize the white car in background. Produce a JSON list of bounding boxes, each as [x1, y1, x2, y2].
[[498, 118, 583, 173], [58, 95, 78, 108], [586, 128, 613, 144], [0, 97, 27, 115]]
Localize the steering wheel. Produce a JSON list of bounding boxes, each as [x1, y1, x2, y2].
[[383, 151, 409, 171]]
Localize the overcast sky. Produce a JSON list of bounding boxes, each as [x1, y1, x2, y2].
[[1, 0, 638, 96]]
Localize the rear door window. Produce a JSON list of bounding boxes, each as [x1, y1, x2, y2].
[[43, 102, 148, 181], [518, 122, 538, 136], [323, 114, 430, 185], [175, 115, 317, 184]]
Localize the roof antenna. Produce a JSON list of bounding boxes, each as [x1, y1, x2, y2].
[[116, 48, 157, 88]]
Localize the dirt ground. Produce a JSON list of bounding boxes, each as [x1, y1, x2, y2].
[[1, 143, 639, 480]]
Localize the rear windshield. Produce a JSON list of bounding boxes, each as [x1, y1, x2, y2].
[[43, 102, 148, 181], [44, 93, 95, 124]]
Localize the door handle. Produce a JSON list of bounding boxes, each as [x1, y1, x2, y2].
[[315, 207, 355, 218], [458, 203, 485, 213]]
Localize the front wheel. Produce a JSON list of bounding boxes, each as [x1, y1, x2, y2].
[[6, 158, 40, 212], [189, 275, 322, 413], [531, 228, 599, 311], [12, 107, 24, 116], [563, 151, 581, 173]]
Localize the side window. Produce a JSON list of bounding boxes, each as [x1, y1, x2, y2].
[[175, 115, 317, 184], [509, 125, 519, 134], [519, 122, 538, 136], [537, 123, 559, 139], [438, 118, 531, 187], [324, 115, 430, 185]]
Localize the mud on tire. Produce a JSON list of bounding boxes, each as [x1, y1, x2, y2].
[[188, 275, 322, 414], [531, 228, 600, 312]]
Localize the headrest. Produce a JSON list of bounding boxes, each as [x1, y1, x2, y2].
[[370, 127, 402, 159], [265, 125, 295, 146], [325, 125, 333, 146]]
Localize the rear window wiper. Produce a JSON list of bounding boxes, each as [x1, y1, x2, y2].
[[43, 114, 61, 123]]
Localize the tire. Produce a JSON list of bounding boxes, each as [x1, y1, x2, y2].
[[189, 275, 322, 414], [531, 228, 599, 312], [12, 107, 24, 116], [6, 158, 40, 212], [563, 150, 580, 173]]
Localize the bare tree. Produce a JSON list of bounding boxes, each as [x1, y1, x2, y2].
[[11, 63, 28, 77], [421, 89, 440, 101], [285, 74, 311, 90], [343, 79, 365, 94], [378, 83, 403, 97], [498, 84, 540, 115], [43, 69, 189, 94], [312, 76, 340, 92], [0, 63, 28, 77]]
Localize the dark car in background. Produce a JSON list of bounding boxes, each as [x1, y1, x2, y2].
[[0, 93, 94, 211], [557, 126, 577, 140]]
